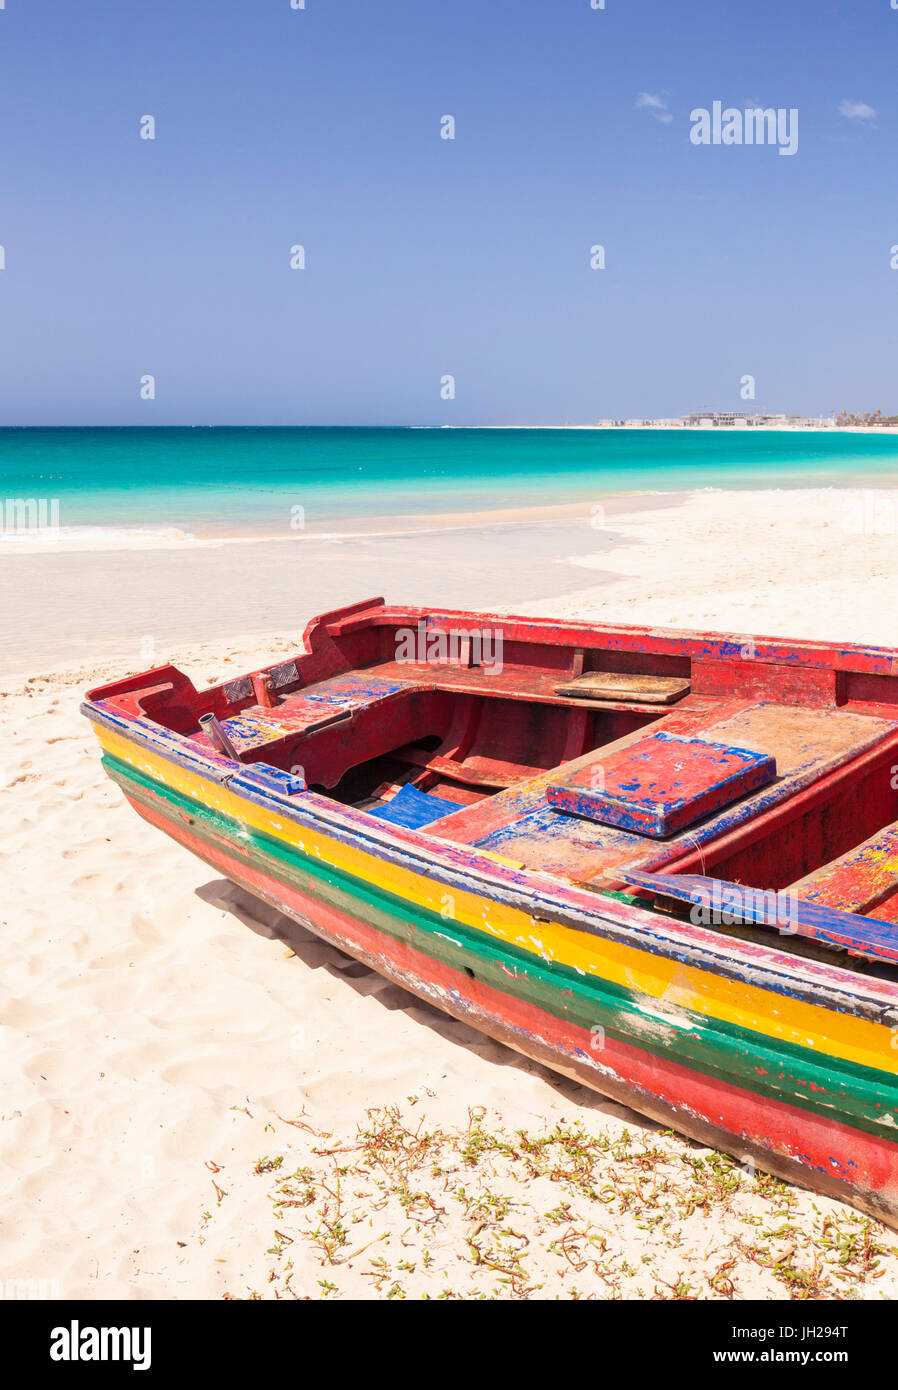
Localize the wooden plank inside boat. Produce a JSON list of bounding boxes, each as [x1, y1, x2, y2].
[[553, 672, 691, 703], [619, 867, 898, 965], [546, 733, 777, 837]]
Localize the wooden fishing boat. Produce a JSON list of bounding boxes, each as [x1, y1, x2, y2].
[[82, 599, 898, 1224]]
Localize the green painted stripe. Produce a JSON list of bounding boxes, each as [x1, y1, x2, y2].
[[104, 752, 898, 1141]]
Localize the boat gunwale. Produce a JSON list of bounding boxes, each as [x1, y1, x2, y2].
[[82, 696, 898, 1021], [316, 603, 898, 676]]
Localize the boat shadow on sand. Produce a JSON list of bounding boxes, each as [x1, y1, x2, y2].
[[194, 875, 664, 1139]]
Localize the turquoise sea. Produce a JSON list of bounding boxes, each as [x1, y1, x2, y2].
[[1, 427, 897, 539]]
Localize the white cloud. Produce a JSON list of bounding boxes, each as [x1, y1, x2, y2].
[[636, 92, 673, 123], [839, 99, 876, 120]]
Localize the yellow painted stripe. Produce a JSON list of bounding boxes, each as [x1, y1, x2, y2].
[[95, 723, 898, 1075]]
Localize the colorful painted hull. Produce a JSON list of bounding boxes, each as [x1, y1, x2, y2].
[[82, 602, 898, 1225]]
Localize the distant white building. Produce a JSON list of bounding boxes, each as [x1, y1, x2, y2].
[[598, 411, 839, 430]]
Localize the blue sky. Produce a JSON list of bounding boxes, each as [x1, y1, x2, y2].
[[0, 0, 895, 424]]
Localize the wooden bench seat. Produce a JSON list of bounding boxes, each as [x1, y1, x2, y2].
[[430, 702, 897, 887], [545, 731, 776, 837], [363, 659, 693, 715], [192, 674, 416, 757]]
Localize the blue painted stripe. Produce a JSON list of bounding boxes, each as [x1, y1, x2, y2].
[[622, 869, 898, 965]]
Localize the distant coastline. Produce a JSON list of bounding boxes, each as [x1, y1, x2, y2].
[[448, 422, 898, 434]]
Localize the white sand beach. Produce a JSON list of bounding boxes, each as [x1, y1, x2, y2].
[[4, 486, 898, 1300]]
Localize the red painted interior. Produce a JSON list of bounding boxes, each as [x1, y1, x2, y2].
[[87, 599, 898, 958]]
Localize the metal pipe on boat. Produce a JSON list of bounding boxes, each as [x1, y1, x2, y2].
[[199, 712, 240, 760]]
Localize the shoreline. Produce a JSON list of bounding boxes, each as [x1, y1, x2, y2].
[[5, 483, 898, 679], [3, 475, 898, 555], [0, 492, 669, 555]]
